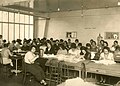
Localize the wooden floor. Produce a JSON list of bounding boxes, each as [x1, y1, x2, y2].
[[0, 73, 42, 86]]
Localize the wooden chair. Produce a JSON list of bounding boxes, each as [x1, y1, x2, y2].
[[0, 53, 12, 78], [59, 61, 76, 83], [22, 58, 34, 85], [45, 59, 61, 86]]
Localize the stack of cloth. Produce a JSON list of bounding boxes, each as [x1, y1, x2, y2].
[[57, 77, 98, 86]]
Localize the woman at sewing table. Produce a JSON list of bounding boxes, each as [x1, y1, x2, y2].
[[68, 43, 85, 61], [24, 45, 47, 86], [99, 46, 114, 61], [99, 46, 114, 84]]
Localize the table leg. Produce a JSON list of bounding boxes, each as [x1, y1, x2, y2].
[[79, 70, 81, 78], [15, 59, 17, 76]]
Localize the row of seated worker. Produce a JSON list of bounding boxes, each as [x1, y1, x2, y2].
[[0, 37, 120, 59]]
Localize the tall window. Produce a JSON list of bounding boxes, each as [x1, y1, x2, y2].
[[0, 10, 34, 42]]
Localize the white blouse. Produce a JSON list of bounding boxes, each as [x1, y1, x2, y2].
[[24, 51, 38, 64], [100, 52, 114, 61]]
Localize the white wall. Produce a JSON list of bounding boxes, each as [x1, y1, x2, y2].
[[45, 7, 120, 46]]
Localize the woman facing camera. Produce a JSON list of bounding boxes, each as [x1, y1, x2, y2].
[[99, 46, 114, 84], [100, 46, 114, 61], [68, 43, 80, 56], [24, 45, 47, 86]]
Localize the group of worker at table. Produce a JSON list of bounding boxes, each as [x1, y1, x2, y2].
[[0, 38, 120, 85]]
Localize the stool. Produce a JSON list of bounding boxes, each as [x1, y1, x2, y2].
[[0, 54, 12, 78], [1, 64, 12, 78]]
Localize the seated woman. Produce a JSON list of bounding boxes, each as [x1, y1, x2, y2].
[[80, 46, 91, 60], [57, 44, 68, 55], [24, 45, 47, 86], [99, 46, 114, 83], [68, 43, 80, 56], [44, 41, 55, 55], [1, 43, 13, 66], [111, 41, 119, 52], [91, 41, 98, 52], [21, 40, 29, 51], [100, 46, 114, 61], [114, 46, 120, 62]]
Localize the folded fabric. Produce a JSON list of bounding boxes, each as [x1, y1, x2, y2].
[[64, 77, 98, 86]]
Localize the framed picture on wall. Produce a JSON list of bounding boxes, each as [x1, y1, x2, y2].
[[66, 32, 77, 38], [105, 32, 119, 40]]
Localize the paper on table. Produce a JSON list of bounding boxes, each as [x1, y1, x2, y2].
[[43, 54, 56, 58], [92, 60, 116, 65]]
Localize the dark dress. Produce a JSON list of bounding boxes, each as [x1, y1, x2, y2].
[[44, 47, 55, 55]]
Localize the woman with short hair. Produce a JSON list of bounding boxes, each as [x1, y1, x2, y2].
[[24, 45, 47, 86]]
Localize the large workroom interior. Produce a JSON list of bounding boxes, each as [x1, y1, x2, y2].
[[0, 0, 120, 86]]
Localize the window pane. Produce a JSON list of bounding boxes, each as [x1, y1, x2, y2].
[[30, 16, 33, 24], [0, 11, 2, 21], [15, 13, 20, 23], [20, 25, 24, 40], [3, 11, 8, 22], [9, 12, 14, 22], [3, 23, 8, 40], [0, 23, 2, 35], [25, 25, 29, 39], [15, 24, 19, 40], [24, 15, 29, 24], [9, 24, 14, 42], [20, 14, 24, 23], [29, 25, 33, 39]]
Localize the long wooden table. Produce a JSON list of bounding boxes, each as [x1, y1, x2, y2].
[[85, 61, 120, 78]]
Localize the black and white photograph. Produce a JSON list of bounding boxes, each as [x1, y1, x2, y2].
[[0, 0, 120, 86]]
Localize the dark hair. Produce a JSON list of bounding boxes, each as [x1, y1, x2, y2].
[[115, 46, 120, 51], [75, 39, 79, 42], [90, 39, 94, 42], [68, 39, 71, 41], [78, 43, 82, 46], [100, 40, 104, 43], [86, 43, 91, 48], [12, 40, 16, 43], [58, 44, 65, 50], [91, 41, 96, 45], [50, 38, 53, 41], [104, 41, 108, 46], [3, 40, 6, 43], [114, 41, 118, 44], [80, 46, 87, 55], [4, 43, 8, 47], [102, 46, 110, 52], [71, 43, 76, 48]]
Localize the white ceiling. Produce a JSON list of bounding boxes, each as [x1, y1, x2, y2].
[[34, 0, 120, 12], [1, 0, 120, 13]]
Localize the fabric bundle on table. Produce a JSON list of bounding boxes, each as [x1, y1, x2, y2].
[[57, 77, 98, 86]]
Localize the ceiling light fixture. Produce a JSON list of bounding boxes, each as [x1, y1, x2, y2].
[[57, 0, 60, 11], [57, 7, 60, 11], [118, 0, 120, 5]]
